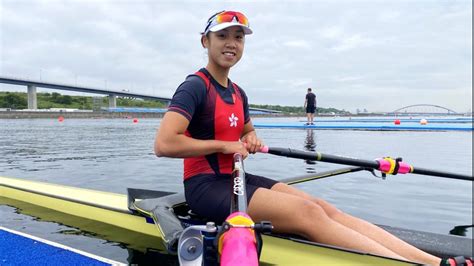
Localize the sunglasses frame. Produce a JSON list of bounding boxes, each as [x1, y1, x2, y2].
[[203, 10, 249, 34]]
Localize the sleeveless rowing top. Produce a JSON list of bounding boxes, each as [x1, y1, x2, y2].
[[167, 68, 249, 180]]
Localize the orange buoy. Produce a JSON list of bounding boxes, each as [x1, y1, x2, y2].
[[420, 119, 428, 125], [133, 118, 139, 123], [58, 116, 64, 122], [394, 119, 401, 125]]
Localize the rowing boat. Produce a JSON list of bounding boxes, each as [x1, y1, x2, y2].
[[1, 171, 471, 265]]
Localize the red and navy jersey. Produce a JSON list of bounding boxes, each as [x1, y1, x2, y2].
[[167, 68, 250, 180]]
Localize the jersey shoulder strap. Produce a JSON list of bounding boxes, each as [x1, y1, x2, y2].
[[194, 71, 211, 91], [194, 70, 243, 100], [231, 83, 243, 100]]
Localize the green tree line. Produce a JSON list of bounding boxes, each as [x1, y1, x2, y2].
[[0, 91, 348, 114], [0, 92, 167, 110]]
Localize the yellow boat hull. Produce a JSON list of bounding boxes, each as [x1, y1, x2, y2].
[[0, 176, 415, 265]]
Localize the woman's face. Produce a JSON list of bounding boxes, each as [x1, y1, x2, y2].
[[204, 26, 245, 70]]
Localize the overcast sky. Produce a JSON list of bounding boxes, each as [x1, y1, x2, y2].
[[0, 0, 471, 113]]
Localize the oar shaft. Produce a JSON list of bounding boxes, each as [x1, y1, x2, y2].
[[412, 167, 472, 181], [267, 147, 379, 169], [262, 147, 473, 181], [220, 153, 259, 266]]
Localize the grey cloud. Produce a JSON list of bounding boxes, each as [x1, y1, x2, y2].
[[0, 0, 471, 112]]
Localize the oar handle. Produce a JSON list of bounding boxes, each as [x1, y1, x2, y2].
[[259, 146, 269, 153]]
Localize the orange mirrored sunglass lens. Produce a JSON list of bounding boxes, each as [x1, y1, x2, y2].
[[216, 11, 248, 26]]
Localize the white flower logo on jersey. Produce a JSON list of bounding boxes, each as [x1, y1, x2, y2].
[[229, 113, 238, 127]]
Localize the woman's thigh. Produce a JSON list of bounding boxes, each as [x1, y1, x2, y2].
[[266, 183, 343, 218], [247, 186, 328, 234]]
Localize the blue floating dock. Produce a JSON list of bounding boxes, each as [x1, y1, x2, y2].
[[253, 122, 473, 131], [298, 118, 473, 123], [0, 226, 123, 266]]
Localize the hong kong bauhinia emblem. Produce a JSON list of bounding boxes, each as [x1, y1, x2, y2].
[[229, 113, 238, 127]]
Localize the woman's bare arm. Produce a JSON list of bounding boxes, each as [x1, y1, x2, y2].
[[155, 111, 249, 158]]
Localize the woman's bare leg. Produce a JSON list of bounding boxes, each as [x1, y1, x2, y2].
[[269, 183, 441, 265], [247, 187, 407, 261]]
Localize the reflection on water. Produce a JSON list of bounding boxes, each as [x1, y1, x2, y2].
[[1, 118, 472, 261], [304, 129, 316, 152], [304, 130, 317, 172]]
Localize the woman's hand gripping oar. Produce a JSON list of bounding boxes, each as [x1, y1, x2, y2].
[[259, 146, 473, 181]]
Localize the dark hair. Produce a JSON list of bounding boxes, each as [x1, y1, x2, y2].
[[308, 88, 312, 91]]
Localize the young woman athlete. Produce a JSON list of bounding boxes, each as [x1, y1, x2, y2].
[[155, 10, 449, 266]]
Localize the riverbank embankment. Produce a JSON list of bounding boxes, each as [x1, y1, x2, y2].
[[0, 111, 292, 119], [0, 111, 166, 119]]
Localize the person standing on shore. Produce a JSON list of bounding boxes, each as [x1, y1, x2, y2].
[[304, 87, 316, 125]]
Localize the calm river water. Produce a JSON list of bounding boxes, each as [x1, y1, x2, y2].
[[0, 117, 472, 264]]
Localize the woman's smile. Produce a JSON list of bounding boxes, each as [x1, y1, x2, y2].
[[223, 51, 237, 60]]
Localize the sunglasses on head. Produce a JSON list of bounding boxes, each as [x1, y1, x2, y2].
[[215, 11, 248, 26], [204, 10, 249, 33]]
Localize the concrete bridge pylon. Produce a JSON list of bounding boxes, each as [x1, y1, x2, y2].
[[27, 85, 37, 109]]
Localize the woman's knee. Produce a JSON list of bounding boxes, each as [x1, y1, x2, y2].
[[283, 200, 334, 238], [297, 200, 331, 224], [313, 198, 343, 218]]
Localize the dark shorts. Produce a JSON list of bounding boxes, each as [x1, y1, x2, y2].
[[184, 173, 279, 224], [306, 106, 316, 114]]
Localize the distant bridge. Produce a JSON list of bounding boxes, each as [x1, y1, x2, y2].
[[390, 104, 459, 115], [0, 76, 171, 109], [0, 75, 280, 113]]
